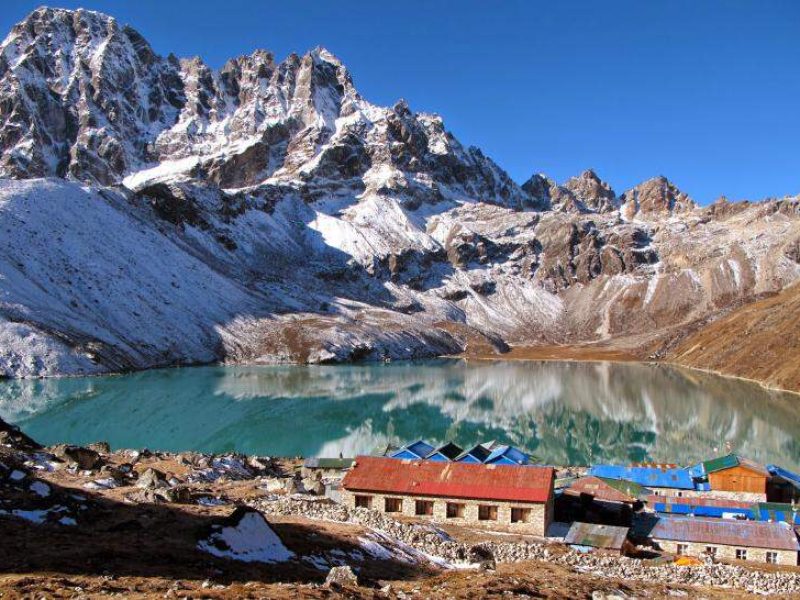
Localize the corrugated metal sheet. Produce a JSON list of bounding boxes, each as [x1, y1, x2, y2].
[[589, 465, 695, 490], [343, 456, 554, 503], [648, 517, 800, 550], [486, 445, 530, 465], [653, 503, 753, 519], [456, 444, 492, 464], [645, 495, 753, 510], [754, 503, 800, 525], [738, 457, 771, 477], [390, 440, 434, 460], [687, 462, 705, 478], [702, 454, 769, 477], [768, 465, 800, 490], [303, 458, 354, 469], [426, 442, 463, 461], [565, 476, 646, 503], [564, 522, 629, 550], [702, 454, 739, 475]]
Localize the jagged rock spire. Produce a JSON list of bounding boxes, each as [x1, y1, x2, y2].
[[620, 175, 695, 220]]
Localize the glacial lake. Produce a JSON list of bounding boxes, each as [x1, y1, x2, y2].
[[1, 360, 799, 469]]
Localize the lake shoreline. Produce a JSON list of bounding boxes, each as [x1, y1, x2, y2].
[[4, 360, 799, 469], [458, 344, 800, 397], [5, 341, 798, 398]]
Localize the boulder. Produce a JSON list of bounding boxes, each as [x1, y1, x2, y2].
[[87, 441, 111, 455], [301, 477, 325, 495], [0, 418, 41, 449], [324, 565, 358, 589], [263, 477, 285, 493], [136, 467, 168, 490], [53, 445, 102, 470]]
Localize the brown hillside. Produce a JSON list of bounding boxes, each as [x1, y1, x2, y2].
[[668, 283, 800, 393]]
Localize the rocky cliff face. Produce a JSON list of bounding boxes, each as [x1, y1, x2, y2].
[[0, 7, 798, 378]]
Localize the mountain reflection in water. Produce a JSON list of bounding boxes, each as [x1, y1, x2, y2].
[[1, 360, 798, 469]]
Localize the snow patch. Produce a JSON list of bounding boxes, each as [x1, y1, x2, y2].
[[122, 157, 200, 190], [29, 480, 50, 497], [197, 510, 294, 563]]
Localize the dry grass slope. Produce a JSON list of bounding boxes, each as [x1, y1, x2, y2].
[[668, 283, 800, 393]]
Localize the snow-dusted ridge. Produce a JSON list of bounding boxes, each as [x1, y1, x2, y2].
[[0, 7, 798, 378]]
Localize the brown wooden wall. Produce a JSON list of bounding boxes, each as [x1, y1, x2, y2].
[[708, 466, 767, 494]]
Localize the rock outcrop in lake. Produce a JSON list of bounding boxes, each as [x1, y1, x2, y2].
[[0, 7, 798, 379]]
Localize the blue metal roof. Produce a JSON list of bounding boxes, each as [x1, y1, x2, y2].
[[389, 440, 434, 460], [485, 445, 530, 466], [455, 444, 492, 464], [687, 462, 705, 479], [753, 503, 800, 525], [589, 465, 696, 490], [653, 503, 753, 519], [768, 465, 800, 490], [425, 442, 463, 462]]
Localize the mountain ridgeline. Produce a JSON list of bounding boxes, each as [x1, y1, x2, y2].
[[0, 7, 798, 384]]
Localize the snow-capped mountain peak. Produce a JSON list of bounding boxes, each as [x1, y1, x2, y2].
[[0, 7, 797, 378]]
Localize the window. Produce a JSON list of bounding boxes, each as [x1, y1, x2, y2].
[[415, 500, 434, 516], [478, 504, 498, 521], [446, 502, 465, 519], [705, 546, 717, 558], [354, 495, 372, 509], [676, 544, 689, 556], [384, 497, 402, 513], [676, 491, 683, 498], [511, 507, 531, 523], [766, 551, 778, 564], [653, 490, 661, 496], [736, 548, 748, 561]]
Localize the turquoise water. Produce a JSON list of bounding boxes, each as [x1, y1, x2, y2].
[[1, 360, 798, 469]]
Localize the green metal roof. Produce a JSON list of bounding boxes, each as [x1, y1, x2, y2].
[[564, 522, 630, 550], [597, 476, 648, 497], [701, 454, 769, 476], [756, 502, 798, 511], [701, 454, 740, 474]]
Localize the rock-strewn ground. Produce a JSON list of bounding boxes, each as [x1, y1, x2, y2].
[[2, 419, 800, 598]]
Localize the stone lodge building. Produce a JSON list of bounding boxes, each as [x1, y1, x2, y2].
[[341, 456, 555, 536], [648, 516, 799, 565]]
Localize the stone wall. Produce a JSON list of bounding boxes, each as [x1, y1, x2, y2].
[[341, 489, 551, 536], [654, 539, 797, 566], [253, 495, 800, 595]]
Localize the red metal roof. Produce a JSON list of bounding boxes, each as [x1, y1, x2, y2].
[[343, 456, 554, 503], [649, 517, 800, 551], [645, 495, 753, 510]]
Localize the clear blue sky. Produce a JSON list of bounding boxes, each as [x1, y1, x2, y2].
[[3, 1, 799, 203]]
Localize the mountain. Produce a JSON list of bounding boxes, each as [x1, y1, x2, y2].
[[0, 7, 798, 382], [666, 282, 800, 393]]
